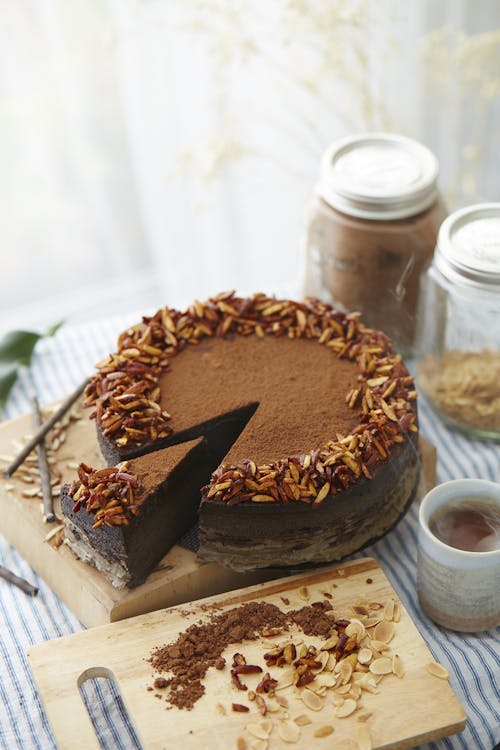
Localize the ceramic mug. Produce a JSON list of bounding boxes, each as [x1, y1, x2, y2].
[[418, 478, 500, 632]]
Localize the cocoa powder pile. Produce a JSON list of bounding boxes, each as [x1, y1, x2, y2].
[[148, 599, 334, 710]]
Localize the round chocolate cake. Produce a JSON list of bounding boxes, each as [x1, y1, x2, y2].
[[61, 293, 420, 586]]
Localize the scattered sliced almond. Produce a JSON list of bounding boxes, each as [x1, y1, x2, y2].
[[348, 684, 362, 700], [357, 647, 372, 665], [236, 737, 247, 750], [275, 695, 289, 708], [363, 615, 384, 628], [334, 683, 351, 695], [216, 702, 226, 716], [426, 662, 449, 680], [293, 714, 312, 727], [301, 689, 324, 711], [314, 725, 334, 738], [339, 659, 353, 685], [383, 598, 395, 621], [374, 621, 395, 643], [259, 719, 273, 736], [369, 657, 393, 675], [357, 723, 372, 750], [298, 586, 309, 601], [316, 673, 337, 688], [392, 654, 405, 679], [323, 634, 339, 650], [345, 619, 366, 641], [278, 719, 301, 743], [370, 639, 390, 652], [332, 694, 345, 707], [356, 712, 373, 723], [250, 741, 268, 750], [334, 698, 357, 718]]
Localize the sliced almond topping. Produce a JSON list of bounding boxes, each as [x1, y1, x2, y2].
[[335, 698, 357, 718], [216, 702, 226, 716], [357, 723, 372, 750], [293, 714, 312, 726], [373, 621, 395, 643], [426, 661, 449, 680], [250, 741, 268, 750], [357, 647, 373, 665], [266, 700, 280, 713], [278, 719, 301, 743], [359, 676, 380, 694], [275, 676, 294, 690], [348, 684, 362, 700], [325, 654, 337, 672], [369, 657, 393, 675], [314, 725, 334, 738], [236, 737, 247, 750], [298, 586, 309, 601], [260, 719, 273, 736], [392, 654, 405, 679], [301, 689, 324, 711], [332, 694, 345, 707], [316, 651, 330, 671], [393, 601, 401, 622]]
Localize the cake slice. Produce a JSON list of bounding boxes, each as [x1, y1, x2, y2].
[[60, 438, 209, 588]]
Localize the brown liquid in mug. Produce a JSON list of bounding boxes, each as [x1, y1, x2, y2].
[[429, 498, 500, 553]]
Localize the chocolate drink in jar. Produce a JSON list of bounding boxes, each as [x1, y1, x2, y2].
[[303, 133, 446, 355]]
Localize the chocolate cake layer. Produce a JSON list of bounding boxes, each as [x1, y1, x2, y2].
[[198, 433, 420, 570]]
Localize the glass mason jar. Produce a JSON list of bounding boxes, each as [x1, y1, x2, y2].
[[303, 133, 446, 355], [416, 203, 500, 442]]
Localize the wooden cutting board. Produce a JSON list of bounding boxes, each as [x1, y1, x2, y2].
[[28, 558, 465, 750], [0, 399, 436, 628]]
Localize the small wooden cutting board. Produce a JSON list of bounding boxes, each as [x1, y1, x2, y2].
[[27, 558, 465, 750]]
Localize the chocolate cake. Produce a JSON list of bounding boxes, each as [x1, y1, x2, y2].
[[62, 293, 420, 585]]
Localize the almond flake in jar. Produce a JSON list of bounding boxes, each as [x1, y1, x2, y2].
[[303, 133, 445, 355]]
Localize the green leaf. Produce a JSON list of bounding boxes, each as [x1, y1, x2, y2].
[[0, 363, 19, 408], [46, 320, 64, 338], [0, 330, 42, 366]]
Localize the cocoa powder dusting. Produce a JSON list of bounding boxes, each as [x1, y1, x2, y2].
[[148, 602, 288, 710], [148, 599, 339, 710]]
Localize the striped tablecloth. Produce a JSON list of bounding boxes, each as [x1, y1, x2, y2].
[[1, 316, 499, 750]]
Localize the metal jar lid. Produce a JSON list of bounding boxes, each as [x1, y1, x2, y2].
[[435, 203, 500, 289], [318, 133, 439, 220]]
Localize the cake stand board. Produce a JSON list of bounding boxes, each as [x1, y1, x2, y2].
[[0, 399, 436, 628]]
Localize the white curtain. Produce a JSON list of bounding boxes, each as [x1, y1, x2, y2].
[[1, 0, 499, 333]]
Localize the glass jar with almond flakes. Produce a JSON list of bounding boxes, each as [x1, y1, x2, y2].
[[416, 203, 500, 442]]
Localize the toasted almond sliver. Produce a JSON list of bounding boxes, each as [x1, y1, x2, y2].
[[316, 650, 330, 671], [393, 601, 401, 622], [332, 694, 345, 707], [278, 719, 301, 743], [357, 647, 372, 665], [301, 689, 324, 712], [363, 615, 384, 628], [275, 695, 289, 708], [325, 654, 337, 672], [293, 714, 312, 726], [236, 737, 247, 750], [314, 725, 334, 738], [357, 723, 372, 750], [250, 741, 267, 750], [426, 661, 449, 680], [348, 684, 362, 700], [392, 653, 405, 679], [335, 698, 357, 718], [216, 702, 226, 716], [276, 677, 294, 691], [369, 657, 393, 675], [335, 683, 351, 695], [373, 621, 395, 643], [259, 719, 273, 736]]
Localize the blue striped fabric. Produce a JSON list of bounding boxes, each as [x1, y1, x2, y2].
[[0, 316, 499, 750]]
